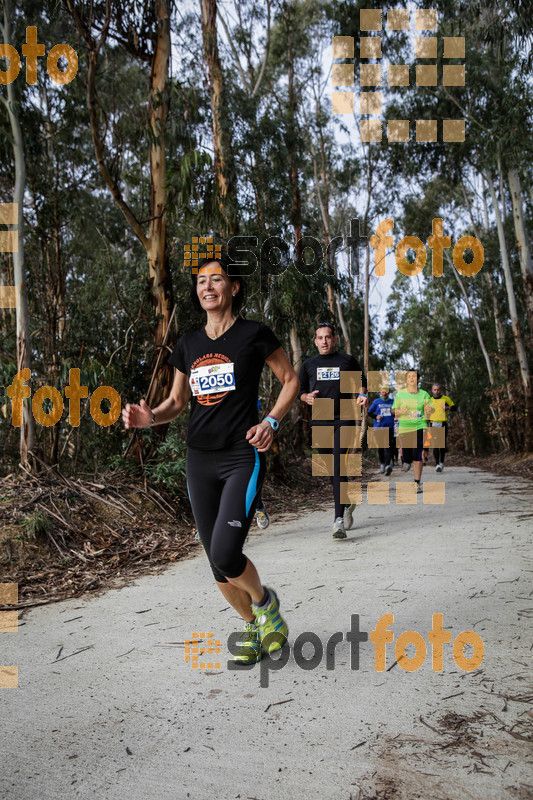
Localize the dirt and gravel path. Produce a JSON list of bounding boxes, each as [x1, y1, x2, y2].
[[1, 465, 532, 800]]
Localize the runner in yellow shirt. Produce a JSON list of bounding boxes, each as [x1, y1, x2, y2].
[[429, 383, 455, 472]]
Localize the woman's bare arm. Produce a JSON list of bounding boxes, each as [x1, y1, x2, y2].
[[122, 369, 190, 429], [246, 347, 300, 452]]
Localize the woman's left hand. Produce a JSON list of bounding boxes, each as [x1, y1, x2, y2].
[[246, 421, 274, 452]]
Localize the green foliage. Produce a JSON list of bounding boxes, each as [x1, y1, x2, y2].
[[142, 425, 188, 491], [0, 0, 530, 473], [19, 510, 52, 540]]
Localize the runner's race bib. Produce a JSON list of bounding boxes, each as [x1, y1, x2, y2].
[[380, 407, 391, 416], [431, 421, 443, 427], [317, 367, 340, 381], [190, 362, 236, 396]]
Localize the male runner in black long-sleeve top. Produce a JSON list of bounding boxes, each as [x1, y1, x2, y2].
[[299, 323, 368, 539]]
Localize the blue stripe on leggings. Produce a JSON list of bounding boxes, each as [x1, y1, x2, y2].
[[245, 447, 260, 517]]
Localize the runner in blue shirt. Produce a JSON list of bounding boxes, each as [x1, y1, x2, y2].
[[368, 387, 395, 476]]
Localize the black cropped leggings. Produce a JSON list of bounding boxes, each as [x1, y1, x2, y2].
[[315, 422, 357, 520], [378, 427, 395, 466], [186, 439, 266, 583], [432, 422, 448, 464]]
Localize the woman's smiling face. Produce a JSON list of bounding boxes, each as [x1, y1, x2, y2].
[[196, 262, 239, 313]]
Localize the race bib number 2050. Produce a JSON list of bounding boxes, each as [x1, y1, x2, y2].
[[190, 362, 236, 396]]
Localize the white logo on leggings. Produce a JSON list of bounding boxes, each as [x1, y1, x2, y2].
[[228, 520, 242, 528]]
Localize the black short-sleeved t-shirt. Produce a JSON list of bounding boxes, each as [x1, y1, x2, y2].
[[167, 317, 281, 450], [298, 352, 367, 423]]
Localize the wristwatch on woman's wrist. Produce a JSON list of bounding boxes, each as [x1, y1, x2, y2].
[[264, 415, 279, 431], [149, 410, 156, 427]]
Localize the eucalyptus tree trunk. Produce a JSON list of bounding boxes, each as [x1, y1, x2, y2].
[[147, 0, 173, 352], [479, 180, 518, 437], [485, 172, 533, 452], [508, 168, 533, 338], [38, 85, 67, 465], [1, 0, 35, 467], [285, 16, 304, 389], [472, 182, 507, 357], [289, 327, 303, 373], [462, 180, 512, 445], [200, 0, 239, 236], [360, 243, 370, 444], [66, 0, 174, 459], [312, 127, 351, 351], [449, 258, 508, 449]]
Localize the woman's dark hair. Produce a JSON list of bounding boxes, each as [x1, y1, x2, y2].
[[406, 369, 420, 379], [190, 253, 246, 313]]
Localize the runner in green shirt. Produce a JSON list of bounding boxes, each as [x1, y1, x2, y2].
[[392, 370, 434, 493]]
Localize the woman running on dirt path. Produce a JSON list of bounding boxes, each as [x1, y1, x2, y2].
[[122, 254, 299, 665]]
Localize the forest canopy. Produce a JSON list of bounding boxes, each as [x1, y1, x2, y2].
[[1, 0, 532, 476]]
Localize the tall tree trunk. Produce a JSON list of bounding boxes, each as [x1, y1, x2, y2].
[[478, 180, 517, 437], [360, 243, 370, 444], [461, 180, 512, 445], [363, 245, 370, 379], [311, 152, 350, 352], [285, 7, 302, 262], [449, 258, 508, 449], [318, 121, 350, 349], [362, 146, 374, 383], [485, 172, 533, 452], [467, 181, 507, 357], [36, 85, 67, 465], [1, 0, 35, 468], [316, 116, 334, 314], [451, 263, 494, 384], [67, 0, 174, 460], [498, 155, 507, 225], [508, 167, 533, 338], [144, 0, 174, 426], [286, 12, 303, 380], [284, 18, 306, 462], [335, 291, 351, 354], [200, 0, 238, 236], [289, 326, 303, 373], [286, 26, 301, 251]]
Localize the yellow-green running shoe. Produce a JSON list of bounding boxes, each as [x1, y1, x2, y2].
[[233, 622, 262, 665], [252, 587, 288, 654]]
